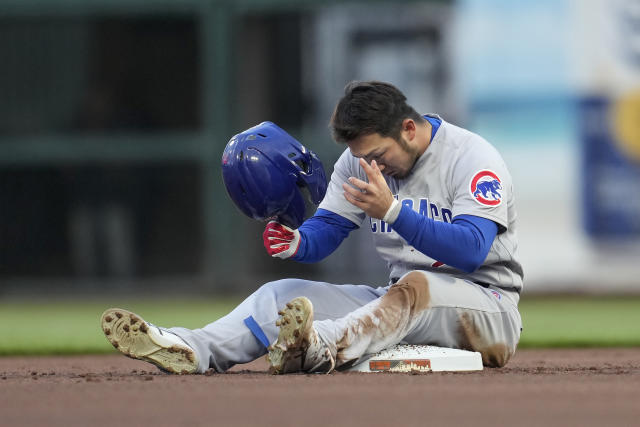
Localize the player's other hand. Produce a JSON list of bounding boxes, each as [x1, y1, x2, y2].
[[263, 221, 301, 259], [343, 159, 395, 219]]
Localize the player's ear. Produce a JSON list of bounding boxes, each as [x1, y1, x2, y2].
[[401, 118, 417, 140]]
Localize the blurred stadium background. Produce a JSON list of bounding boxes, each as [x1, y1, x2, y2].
[[1, 0, 639, 353]]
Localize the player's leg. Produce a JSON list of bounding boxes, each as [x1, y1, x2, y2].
[[276, 270, 521, 372], [395, 274, 521, 368], [163, 279, 387, 373]]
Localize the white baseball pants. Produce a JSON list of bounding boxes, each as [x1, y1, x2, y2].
[[170, 271, 522, 373]]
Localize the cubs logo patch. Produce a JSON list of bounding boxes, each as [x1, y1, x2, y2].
[[490, 290, 502, 300], [470, 170, 503, 206]]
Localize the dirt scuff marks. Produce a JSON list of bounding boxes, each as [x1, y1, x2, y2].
[[458, 312, 512, 368], [335, 271, 431, 365]]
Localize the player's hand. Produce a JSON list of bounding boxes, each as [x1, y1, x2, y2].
[[342, 159, 395, 219], [263, 221, 301, 259]]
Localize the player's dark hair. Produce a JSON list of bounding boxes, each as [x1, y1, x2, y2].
[[329, 81, 425, 143]]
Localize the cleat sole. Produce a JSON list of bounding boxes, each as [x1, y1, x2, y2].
[[267, 297, 313, 374], [101, 308, 197, 375]]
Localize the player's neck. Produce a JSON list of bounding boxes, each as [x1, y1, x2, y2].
[[416, 121, 432, 156]]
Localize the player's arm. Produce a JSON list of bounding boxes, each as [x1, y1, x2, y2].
[[295, 209, 358, 262], [343, 158, 497, 273], [263, 209, 358, 262], [391, 209, 497, 273]]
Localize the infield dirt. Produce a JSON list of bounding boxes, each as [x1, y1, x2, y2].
[[1, 348, 639, 426]]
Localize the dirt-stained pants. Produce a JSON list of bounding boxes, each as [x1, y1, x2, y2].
[[170, 271, 521, 373], [314, 271, 522, 369]]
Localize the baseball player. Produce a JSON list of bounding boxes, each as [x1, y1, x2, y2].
[[101, 81, 523, 375]]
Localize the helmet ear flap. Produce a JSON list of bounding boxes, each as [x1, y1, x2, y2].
[[301, 152, 327, 206], [277, 189, 306, 229]]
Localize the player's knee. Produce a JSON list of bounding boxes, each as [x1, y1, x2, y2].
[[257, 278, 304, 299], [258, 279, 288, 294], [386, 271, 431, 314], [458, 311, 515, 368], [465, 341, 513, 368], [479, 344, 513, 368]]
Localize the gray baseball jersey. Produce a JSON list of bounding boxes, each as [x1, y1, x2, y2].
[[319, 116, 523, 293]]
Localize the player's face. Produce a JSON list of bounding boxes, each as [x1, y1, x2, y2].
[[347, 133, 420, 179]]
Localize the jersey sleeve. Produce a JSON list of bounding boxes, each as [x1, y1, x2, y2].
[[292, 208, 359, 263], [317, 148, 367, 226], [449, 137, 512, 232]]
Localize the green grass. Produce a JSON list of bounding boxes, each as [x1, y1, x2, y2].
[[518, 296, 640, 348], [0, 298, 242, 356], [0, 295, 639, 355]]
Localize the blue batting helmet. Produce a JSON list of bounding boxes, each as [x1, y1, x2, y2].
[[221, 121, 327, 228]]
